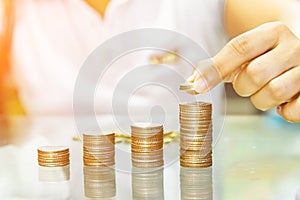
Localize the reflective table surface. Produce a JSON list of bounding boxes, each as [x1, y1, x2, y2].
[[0, 115, 299, 200]]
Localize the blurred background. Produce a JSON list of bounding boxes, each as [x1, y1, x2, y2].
[[0, 0, 260, 117], [0, 0, 25, 115]]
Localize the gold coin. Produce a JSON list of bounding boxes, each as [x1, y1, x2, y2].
[[131, 135, 163, 141], [131, 122, 163, 129], [72, 136, 81, 141], [115, 133, 131, 139], [180, 101, 211, 107], [83, 133, 115, 142], [37, 146, 69, 154], [132, 149, 163, 155], [38, 162, 70, 167], [131, 131, 163, 137], [125, 138, 132, 143], [132, 154, 163, 160], [163, 137, 173, 144], [179, 82, 194, 90], [164, 131, 179, 138], [131, 147, 163, 153], [180, 161, 212, 168], [83, 159, 114, 165], [115, 138, 123, 143]]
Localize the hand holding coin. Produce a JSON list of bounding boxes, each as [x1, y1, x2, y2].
[[179, 58, 222, 95], [181, 22, 300, 123]]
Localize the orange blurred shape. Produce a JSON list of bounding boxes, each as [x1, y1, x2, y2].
[[0, 0, 25, 115]]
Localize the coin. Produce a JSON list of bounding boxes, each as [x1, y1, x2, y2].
[[179, 102, 213, 168], [37, 146, 70, 168], [179, 82, 194, 91], [131, 123, 164, 168], [83, 133, 115, 167]]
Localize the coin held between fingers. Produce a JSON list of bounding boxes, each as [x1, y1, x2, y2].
[[179, 82, 198, 94], [180, 59, 223, 94]]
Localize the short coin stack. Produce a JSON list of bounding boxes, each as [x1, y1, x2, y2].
[[131, 123, 164, 168], [84, 166, 116, 198], [179, 102, 213, 168], [38, 146, 69, 167], [180, 167, 213, 200], [37, 146, 70, 182], [83, 133, 115, 166]]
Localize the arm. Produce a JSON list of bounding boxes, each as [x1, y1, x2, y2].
[[224, 0, 300, 37]]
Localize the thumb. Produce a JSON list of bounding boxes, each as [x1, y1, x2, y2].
[[192, 59, 222, 93]]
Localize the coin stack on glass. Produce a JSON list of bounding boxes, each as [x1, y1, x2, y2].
[[179, 102, 213, 168], [37, 146, 70, 182], [132, 167, 164, 199], [84, 166, 116, 199], [83, 132, 115, 167], [83, 132, 116, 198], [131, 123, 164, 168], [180, 167, 213, 200]]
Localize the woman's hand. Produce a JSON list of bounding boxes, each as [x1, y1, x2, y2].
[[191, 22, 300, 123]]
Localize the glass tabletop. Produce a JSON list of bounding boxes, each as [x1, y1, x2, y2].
[[0, 115, 299, 200]]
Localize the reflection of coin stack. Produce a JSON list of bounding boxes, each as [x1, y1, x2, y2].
[[37, 146, 70, 182], [84, 166, 116, 199], [180, 167, 213, 200], [83, 133, 115, 166], [131, 123, 164, 168], [179, 102, 212, 168], [83, 133, 116, 198], [132, 167, 164, 200]]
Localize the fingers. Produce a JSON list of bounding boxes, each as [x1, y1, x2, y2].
[[277, 94, 300, 123], [190, 22, 287, 94], [185, 59, 222, 94], [250, 66, 300, 111], [184, 21, 300, 124], [213, 22, 285, 80], [233, 40, 300, 96]]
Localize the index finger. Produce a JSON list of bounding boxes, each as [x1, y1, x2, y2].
[[193, 22, 282, 94], [214, 22, 281, 79]]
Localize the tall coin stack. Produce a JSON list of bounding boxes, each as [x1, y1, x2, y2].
[[37, 146, 70, 182], [83, 133, 115, 166], [179, 102, 213, 168], [131, 123, 164, 168], [180, 167, 213, 200]]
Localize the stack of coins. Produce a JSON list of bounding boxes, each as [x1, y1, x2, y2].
[[38, 146, 69, 167], [84, 166, 116, 198], [83, 133, 115, 166], [180, 167, 213, 200], [132, 167, 164, 199], [179, 102, 213, 168], [37, 146, 70, 182], [131, 123, 164, 168]]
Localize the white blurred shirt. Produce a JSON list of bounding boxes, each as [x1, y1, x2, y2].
[[11, 0, 227, 115]]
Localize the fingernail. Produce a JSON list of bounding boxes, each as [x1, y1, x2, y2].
[[276, 106, 282, 116], [193, 78, 208, 93]]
